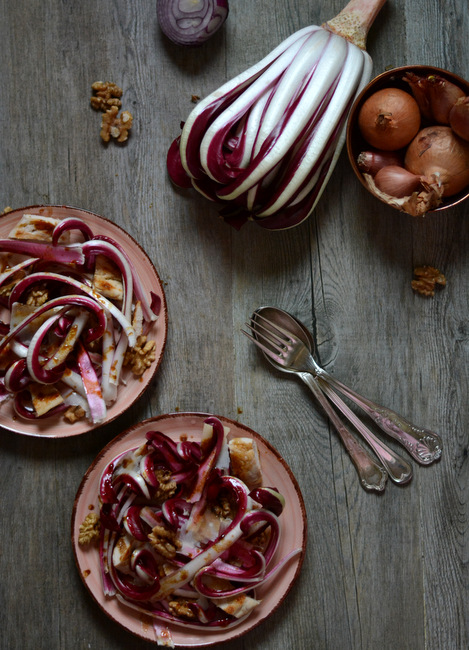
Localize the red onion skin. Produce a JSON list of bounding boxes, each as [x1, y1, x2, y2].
[[449, 96, 469, 142], [404, 73, 465, 125]]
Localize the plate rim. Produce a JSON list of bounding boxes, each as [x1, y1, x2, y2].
[[0, 204, 168, 438], [71, 411, 307, 647]]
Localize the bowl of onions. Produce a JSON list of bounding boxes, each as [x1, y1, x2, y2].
[[346, 65, 469, 216]]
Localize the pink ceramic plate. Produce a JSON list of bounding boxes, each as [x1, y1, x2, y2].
[[0, 205, 167, 438], [71, 413, 307, 647]]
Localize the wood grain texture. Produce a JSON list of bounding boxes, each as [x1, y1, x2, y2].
[[0, 1, 468, 648]]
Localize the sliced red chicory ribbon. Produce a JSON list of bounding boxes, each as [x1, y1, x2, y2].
[[0, 238, 84, 265]]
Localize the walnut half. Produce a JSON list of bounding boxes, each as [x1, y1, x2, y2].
[[148, 525, 181, 559], [124, 334, 156, 376], [90, 81, 123, 111], [64, 404, 86, 424], [100, 106, 133, 143], [78, 512, 100, 545], [411, 266, 446, 297]]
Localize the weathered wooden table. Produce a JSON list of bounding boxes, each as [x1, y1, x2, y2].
[[1, 1, 468, 648]]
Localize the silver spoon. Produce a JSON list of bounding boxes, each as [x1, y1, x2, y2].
[[256, 307, 442, 465], [245, 306, 414, 485], [245, 310, 388, 491]]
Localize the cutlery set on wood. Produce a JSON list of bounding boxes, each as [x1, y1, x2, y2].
[[243, 306, 442, 491]]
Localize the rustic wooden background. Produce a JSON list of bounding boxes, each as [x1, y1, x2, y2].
[[1, 0, 468, 648]]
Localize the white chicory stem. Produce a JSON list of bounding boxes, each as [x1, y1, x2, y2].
[[43, 309, 89, 371], [100, 317, 118, 405]]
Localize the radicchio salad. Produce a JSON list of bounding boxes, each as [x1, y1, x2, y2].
[[77, 416, 303, 646], [0, 211, 161, 426]]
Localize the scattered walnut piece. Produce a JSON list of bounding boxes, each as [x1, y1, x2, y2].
[[411, 266, 446, 297], [153, 468, 177, 502], [100, 106, 133, 143], [90, 81, 123, 111], [2, 206, 12, 214], [148, 525, 181, 559], [78, 512, 100, 545], [212, 494, 234, 520], [168, 598, 196, 620], [124, 334, 156, 376], [64, 404, 86, 423], [25, 285, 49, 306], [191, 94, 200, 103]]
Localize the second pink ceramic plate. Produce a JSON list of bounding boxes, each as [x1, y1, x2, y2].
[[72, 412, 307, 646]]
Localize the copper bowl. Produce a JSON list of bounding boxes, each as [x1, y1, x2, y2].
[[346, 65, 469, 214]]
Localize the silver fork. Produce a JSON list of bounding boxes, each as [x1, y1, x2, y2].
[[243, 312, 413, 485]]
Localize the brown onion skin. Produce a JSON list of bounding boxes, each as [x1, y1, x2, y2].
[[449, 96, 469, 142], [358, 88, 421, 151], [405, 126, 469, 196]]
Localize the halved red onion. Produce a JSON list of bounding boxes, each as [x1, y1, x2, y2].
[[157, 0, 229, 47]]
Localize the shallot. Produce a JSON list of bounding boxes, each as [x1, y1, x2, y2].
[[357, 149, 403, 174], [374, 165, 423, 198], [404, 72, 466, 124], [449, 96, 469, 142], [168, 0, 387, 230]]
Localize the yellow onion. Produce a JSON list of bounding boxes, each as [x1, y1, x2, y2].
[[358, 87, 421, 151], [405, 126, 469, 196]]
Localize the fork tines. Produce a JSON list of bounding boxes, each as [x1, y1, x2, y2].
[[241, 311, 294, 365]]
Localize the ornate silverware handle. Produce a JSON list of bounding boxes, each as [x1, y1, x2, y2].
[[319, 372, 442, 465], [299, 373, 387, 492], [316, 377, 413, 484]]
